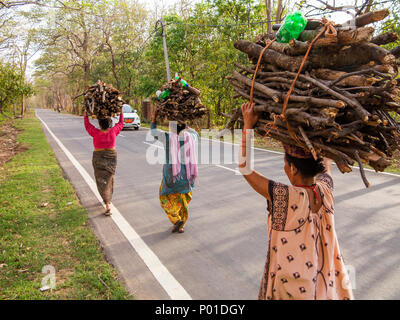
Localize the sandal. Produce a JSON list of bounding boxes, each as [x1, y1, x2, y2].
[[172, 220, 184, 233], [178, 227, 184, 233], [104, 208, 112, 216]]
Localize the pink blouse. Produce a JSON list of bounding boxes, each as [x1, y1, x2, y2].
[[84, 114, 124, 149]]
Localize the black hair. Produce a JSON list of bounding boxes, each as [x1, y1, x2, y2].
[[98, 118, 111, 130], [285, 153, 326, 178], [177, 123, 186, 134]]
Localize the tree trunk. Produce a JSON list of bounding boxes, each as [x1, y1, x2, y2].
[[216, 96, 221, 115], [21, 94, 25, 118], [106, 39, 121, 90], [265, 0, 272, 33], [276, 0, 283, 22]]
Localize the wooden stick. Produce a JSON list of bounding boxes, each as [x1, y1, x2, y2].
[[371, 31, 399, 46], [232, 71, 280, 102], [232, 71, 347, 109], [298, 126, 318, 160], [234, 40, 307, 72], [340, 9, 389, 28], [353, 150, 370, 188]]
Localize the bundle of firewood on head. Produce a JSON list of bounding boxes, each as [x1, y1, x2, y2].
[[83, 80, 124, 119], [224, 8, 400, 187], [155, 76, 208, 123]]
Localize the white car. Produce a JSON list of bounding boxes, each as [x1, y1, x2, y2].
[[113, 104, 141, 130]]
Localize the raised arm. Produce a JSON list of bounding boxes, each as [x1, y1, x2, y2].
[[150, 106, 166, 144], [187, 127, 199, 143], [239, 102, 270, 200], [111, 113, 124, 135], [84, 111, 98, 137]]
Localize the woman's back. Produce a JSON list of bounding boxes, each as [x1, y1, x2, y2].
[[259, 173, 354, 300], [150, 123, 198, 195], [84, 114, 124, 149]]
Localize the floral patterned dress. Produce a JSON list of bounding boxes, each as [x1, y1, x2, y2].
[[258, 173, 354, 300]]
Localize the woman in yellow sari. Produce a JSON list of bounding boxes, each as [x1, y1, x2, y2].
[[150, 107, 198, 233]]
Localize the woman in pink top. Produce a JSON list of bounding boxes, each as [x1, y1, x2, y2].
[[239, 102, 353, 300], [84, 111, 124, 216]]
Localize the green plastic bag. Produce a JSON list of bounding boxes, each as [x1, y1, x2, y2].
[[276, 11, 307, 43], [156, 89, 171, 100]]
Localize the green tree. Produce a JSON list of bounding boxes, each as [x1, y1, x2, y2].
[[34, 0, 151, 111], [0, 61, 33, 116], [136, 0, 268, 127]]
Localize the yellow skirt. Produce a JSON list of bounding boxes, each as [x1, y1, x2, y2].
[[159, 183, 192, 227]]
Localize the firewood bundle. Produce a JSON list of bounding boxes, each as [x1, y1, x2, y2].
[[224, 8, 400, 187], [155, 77, 208, 122], [83, 80, 123, 119]]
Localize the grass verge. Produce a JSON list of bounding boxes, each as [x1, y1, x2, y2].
[[0, 111, 131, 300]]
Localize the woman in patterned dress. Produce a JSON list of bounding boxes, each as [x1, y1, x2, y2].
[[239, 102, 354, 300]]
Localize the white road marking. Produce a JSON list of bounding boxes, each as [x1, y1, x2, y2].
[[254, 156, 283, 162], [214, 165, 240, 174], [143, 141, 163, 149], [36, 111, 192, 300]]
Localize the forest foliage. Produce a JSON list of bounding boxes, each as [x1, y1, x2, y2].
[[1, 0, 399, 125]]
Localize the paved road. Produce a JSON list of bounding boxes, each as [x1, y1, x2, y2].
[[36, 109, 400, 300]]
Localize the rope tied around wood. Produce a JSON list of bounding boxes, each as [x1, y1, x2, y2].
[[227, 8, 398, 187], [249, 38, 276, 105], [246, 17, 338, 156]]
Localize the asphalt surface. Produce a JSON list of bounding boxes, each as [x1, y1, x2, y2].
[[36, 109, 400, 300]]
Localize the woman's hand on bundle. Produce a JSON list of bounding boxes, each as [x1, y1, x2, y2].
[[241, 102, 259, 130]]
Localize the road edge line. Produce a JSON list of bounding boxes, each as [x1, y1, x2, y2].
[[35, 110, 192, 300]]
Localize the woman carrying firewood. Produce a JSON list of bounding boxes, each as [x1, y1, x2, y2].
[[84, 110, 124, 216], [239, 102, 353, 300], [150, 106, 198, 233]]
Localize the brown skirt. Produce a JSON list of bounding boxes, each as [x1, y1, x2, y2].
[[92, 150, 117, 204]]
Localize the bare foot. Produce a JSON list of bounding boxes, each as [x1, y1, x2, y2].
[[104, 204, 111, 216], [172, 220, 184, 233]]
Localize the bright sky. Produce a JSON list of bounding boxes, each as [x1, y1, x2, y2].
[[305, 0, 361, 23], [145, 0, 200, 18]]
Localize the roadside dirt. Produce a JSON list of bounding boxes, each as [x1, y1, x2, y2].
[[0, 122, 28, 168]]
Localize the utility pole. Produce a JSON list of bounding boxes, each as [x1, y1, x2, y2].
[[160, 18, 171, 81]]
